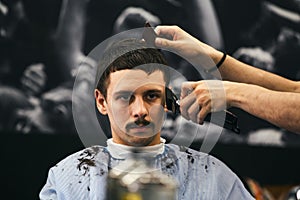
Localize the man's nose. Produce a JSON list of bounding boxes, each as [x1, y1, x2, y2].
[[130, 96, 148, 118]]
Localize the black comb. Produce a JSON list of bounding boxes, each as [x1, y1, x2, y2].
[[142, 22, 157, 46]]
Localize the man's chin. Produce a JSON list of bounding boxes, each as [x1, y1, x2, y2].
[[128, 132, 156, 139], [126, 135, 157, 147]]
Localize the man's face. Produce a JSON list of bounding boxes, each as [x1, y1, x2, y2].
[[95, 69, 166, 146]]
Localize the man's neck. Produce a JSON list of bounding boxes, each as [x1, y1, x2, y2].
[[111, 133, 162, 147], [106, 137, 166, 160]]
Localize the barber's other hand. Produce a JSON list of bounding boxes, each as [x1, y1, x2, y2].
[[180, 80, 235, 124], [154, 25, 221, 67]]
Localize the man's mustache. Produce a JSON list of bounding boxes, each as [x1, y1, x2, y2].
[[125, 118, 154, 130]]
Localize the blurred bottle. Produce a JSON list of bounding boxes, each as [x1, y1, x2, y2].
[[106, 150, 178, 200]]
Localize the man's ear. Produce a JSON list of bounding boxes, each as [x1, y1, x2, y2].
[[164, 104, 169, 112], [94, 89, 107, 115]]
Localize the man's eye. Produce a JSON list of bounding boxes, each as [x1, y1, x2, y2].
[[117, 95, 131, 101], [146, 93, 160, 101]]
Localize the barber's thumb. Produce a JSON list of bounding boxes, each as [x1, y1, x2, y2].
[[155, 37, 173, 48]]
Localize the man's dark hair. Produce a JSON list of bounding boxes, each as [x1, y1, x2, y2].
[[95, 38, 169, 98]]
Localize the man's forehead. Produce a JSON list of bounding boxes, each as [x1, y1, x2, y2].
[[108, 69, 165, 92]]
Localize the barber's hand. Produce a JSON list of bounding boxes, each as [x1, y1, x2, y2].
[[180, 80, 233, 124], [154, 25, 221, 67]]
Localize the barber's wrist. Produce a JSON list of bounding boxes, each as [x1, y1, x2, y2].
[[227, 82, 254, 109], [204, 48, 226, 73], [209, 49, 225, 66], [223, 82, 244, 110]]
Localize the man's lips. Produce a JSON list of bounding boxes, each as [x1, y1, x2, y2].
[[130, 126, 151, 133], [127, 124, 151, 130], [126, 121, 154, 132]]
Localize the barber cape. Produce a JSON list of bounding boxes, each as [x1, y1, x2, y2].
[[40, 139, 254, 200]]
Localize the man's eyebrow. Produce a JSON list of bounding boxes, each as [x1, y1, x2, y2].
[[113, 90, 132, 96], [143, 89, 164, 97], [113, 89, 163, 96], [144, 89, 163, 93]]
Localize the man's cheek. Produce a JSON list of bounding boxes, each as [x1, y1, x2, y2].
[[111, 107, 130, 129], [149, 104, 165, 131]]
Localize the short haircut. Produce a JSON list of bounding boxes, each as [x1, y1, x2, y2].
[[95, 38, 169, 98]]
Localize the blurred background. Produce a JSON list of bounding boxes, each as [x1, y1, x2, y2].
[[1, 0, 300, 199]]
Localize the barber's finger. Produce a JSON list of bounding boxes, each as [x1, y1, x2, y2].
[[180, 92, 196, 119], [155, 37, 177, 49], [187, 101, 200, 123], [181, 81, 197, 99], [154, 25, 178, 38], [198, 106, 210, 124]]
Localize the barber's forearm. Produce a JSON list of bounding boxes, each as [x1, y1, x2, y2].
[[227, 83, 300, 133], [154, 25, 300, 93], [209, 50, 300, 93]]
